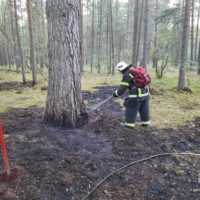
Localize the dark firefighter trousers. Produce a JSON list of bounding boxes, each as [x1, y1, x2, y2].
[[125, 99, 150, 127]]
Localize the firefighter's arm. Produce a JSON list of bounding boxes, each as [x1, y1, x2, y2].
[[113, 74, 132, 97]]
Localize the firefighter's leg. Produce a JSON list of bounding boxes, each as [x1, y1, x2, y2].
[[139, 100, 150, 126], [125, 102, 139, 128]]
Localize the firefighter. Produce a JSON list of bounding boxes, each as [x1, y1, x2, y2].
[[113, 62, 150, 129]]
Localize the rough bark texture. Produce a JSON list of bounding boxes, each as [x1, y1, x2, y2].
[[178, 0, 191, 89], [27, 0, 37, 85], [45, 0, 88, 127]]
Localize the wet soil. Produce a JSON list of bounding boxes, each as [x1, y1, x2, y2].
[[0, 86, 200, 200]]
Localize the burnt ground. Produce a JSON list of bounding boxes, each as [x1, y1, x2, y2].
[[0, 86, 200, 200], [0, 82, 33, 91]]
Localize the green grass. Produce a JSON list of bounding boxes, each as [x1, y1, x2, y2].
[[0, 66, 200, 128], [0, 68, 47, 112]]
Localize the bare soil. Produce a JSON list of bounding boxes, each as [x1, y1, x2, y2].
[[0, 86, 200, 200]]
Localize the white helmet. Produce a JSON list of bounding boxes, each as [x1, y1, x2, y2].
[[115, 62, 128, 72]]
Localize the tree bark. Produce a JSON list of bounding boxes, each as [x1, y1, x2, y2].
[[178, 0, 192, 89], [90, 0, 95, 73], [45, 0, 88, 127], [132, 0, 139, 67], [97, 0, 102, 73], [190, 0, 194, 65], [27, 0, 37, 85], [198, 40, 200, 74], [152, 0, 158, 69], [79, 0, 84, 73], [14, 0, 26, 83], [136, 0, 144, 66], [109, 0, 115, 75], [140, 0, 148, 68], [195, 0, 200, 62]]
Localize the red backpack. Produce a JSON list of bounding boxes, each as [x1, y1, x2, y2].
[[129, 67, 151, 88]]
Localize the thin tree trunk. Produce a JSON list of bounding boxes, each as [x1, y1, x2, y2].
[[190, 0, 194, 65], [126, 0, 134, 59], [90, 0, 95, 73], [178, 0, 192, 89], [195, 0, 200, 62], [27, 0, 37, 85], [198, 40, 200, 74], [106, 0, 110, 75], [132, 0, 139, 67], [79, 0, 84, 73], [14, 0, 26, 83], [9, 0, 19, 72], [136, 0, 144, 66], [115, 0, 120, 63], [97, 0, 102, 73], [140, 0, 148, 68], [85, 0, 90, 65], [153, 0, 158, 69], [109, 0, 115, 75]]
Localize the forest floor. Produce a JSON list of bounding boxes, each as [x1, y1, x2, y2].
[[0, 85, 200, 200]]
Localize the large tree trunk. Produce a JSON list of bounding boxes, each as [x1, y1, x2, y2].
[[26, 0, 37, 85], [178, 0, 192, 89], [45, 0, 88, 127]]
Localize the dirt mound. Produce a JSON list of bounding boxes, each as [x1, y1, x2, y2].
[[0, 88, 200, 200]]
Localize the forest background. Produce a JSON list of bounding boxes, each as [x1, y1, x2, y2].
[[0, 0, 200, 128]]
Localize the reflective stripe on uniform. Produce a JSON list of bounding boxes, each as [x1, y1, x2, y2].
[[128, 95, 137, 98], [128, 93, 149, 98], [138, 92, 149, 97], [125, 123, 135, 127], [141, 121, 150, 125], [138, 88, 142, 97], [120, 82, 129, 86]]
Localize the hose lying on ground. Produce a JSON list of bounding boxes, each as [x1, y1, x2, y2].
[[81, 152, 200, 200]]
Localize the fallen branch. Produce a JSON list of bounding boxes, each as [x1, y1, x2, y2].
[[81, 152, 200, 200]]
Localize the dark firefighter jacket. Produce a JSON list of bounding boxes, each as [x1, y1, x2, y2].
[[113, 70, 150, 107]]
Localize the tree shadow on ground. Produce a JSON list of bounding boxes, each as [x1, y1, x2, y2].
[[0, 81, 33, 91]]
